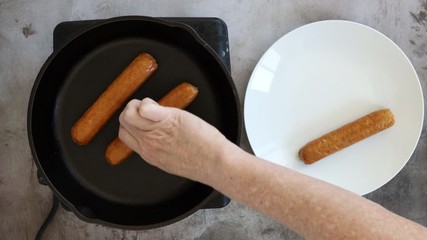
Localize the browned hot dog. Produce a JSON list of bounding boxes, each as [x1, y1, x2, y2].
[[105, 82, 199, 166], [71, 53, 158, 145], [299, 108, 395, 164]]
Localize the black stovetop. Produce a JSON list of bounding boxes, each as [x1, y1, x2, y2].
[[53, 17, 231, 71]]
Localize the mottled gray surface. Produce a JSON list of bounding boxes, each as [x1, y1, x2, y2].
[[1, 0, 427, 239]]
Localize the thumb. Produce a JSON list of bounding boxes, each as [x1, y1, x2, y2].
[[138, 97, 171, 122]]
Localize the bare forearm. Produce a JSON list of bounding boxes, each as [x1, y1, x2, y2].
[[119, 101, 426, 239], [207, 144, 427, 240]]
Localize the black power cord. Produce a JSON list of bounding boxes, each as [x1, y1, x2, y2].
[[35, 194, 59, 240]]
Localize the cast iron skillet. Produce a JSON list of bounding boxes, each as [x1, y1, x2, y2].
[[28, 16, 241, 229]]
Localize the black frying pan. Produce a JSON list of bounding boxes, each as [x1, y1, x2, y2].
[[28, 16, 241, 229]]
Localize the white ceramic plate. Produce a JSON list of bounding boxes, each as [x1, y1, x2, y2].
[[244, 20, 424, 195]]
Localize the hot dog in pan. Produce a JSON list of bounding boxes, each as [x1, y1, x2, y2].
[[71, 53, 158, 145], [106, 82, 199, 166]]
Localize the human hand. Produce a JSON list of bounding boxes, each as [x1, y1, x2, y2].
[[118, 98, 232, 183]]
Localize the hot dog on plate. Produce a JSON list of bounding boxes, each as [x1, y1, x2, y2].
[[299, 108, 395, 164]]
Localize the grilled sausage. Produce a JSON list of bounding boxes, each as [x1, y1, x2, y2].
[[105, 82, 199, 166], [299, 108, 395, 164], [71, 53, 158, 145]]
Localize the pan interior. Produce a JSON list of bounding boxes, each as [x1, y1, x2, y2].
[[31, 19, 239, 226]]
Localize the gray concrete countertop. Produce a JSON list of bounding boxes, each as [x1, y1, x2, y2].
[[1, 0, 427, 239]]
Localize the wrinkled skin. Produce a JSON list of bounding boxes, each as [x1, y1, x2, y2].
[[118, 98, 231, 182]]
